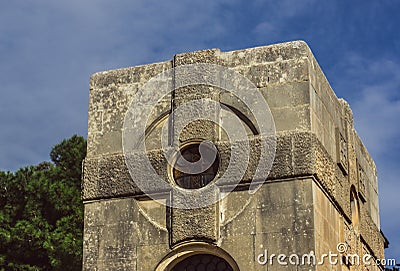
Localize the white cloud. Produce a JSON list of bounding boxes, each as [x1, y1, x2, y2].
[[332, 54, 400, 260], [0, 0, 234, 171], [253, 21, 275, 37], [350, 58, 400, 156], [251, 0, 317, 18], [0, 0, 398, 259]]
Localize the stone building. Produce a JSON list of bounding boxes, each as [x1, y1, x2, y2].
[[82, 41, 388, 270]]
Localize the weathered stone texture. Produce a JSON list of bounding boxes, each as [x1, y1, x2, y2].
[[170, 203, 219, 246], [83, 198, 169, 271], [83, 41, 386, 270]]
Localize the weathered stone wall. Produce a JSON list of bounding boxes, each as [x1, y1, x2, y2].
[[83, 197, 169, 270], [219, 178, 315, 271], [83, 41, 386, 270]]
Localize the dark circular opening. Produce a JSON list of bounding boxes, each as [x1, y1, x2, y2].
[[173, 143, 219, 189], [171, 254, 233, 271]]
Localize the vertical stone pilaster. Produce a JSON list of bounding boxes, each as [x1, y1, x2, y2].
[[169, 188, 220, 247]]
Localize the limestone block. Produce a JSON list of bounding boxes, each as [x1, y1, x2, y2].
[[170, 189, 219, 246]]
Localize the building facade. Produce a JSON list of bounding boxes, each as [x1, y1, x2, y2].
[[82, 41, 387, 270]]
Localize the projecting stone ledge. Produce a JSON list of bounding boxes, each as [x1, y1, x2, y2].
[[83, 131, 330, 200]]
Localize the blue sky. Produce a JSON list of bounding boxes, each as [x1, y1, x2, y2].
[[0, 0, 399, 261]]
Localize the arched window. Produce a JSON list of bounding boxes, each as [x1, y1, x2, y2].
[[171, 254, 234, 271], [155, 242, 240, 271]]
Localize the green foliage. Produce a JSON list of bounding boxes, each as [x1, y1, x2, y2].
[[0, 135, 86, 271]]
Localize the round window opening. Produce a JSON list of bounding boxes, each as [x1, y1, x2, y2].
[[173, 142, 220, 189]]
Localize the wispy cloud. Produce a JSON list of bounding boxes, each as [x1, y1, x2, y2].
[[0, 0, 230, 170], [336, 55, 400, 155], [329, 53, 400, 259], [0, 0, 398, 260]]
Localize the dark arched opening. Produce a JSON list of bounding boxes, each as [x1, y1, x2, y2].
[[155, 242, 240, 271], [171, 253, 234, 271]]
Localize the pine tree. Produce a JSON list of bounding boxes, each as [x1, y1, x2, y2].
[[0, 135, 86, 270]]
